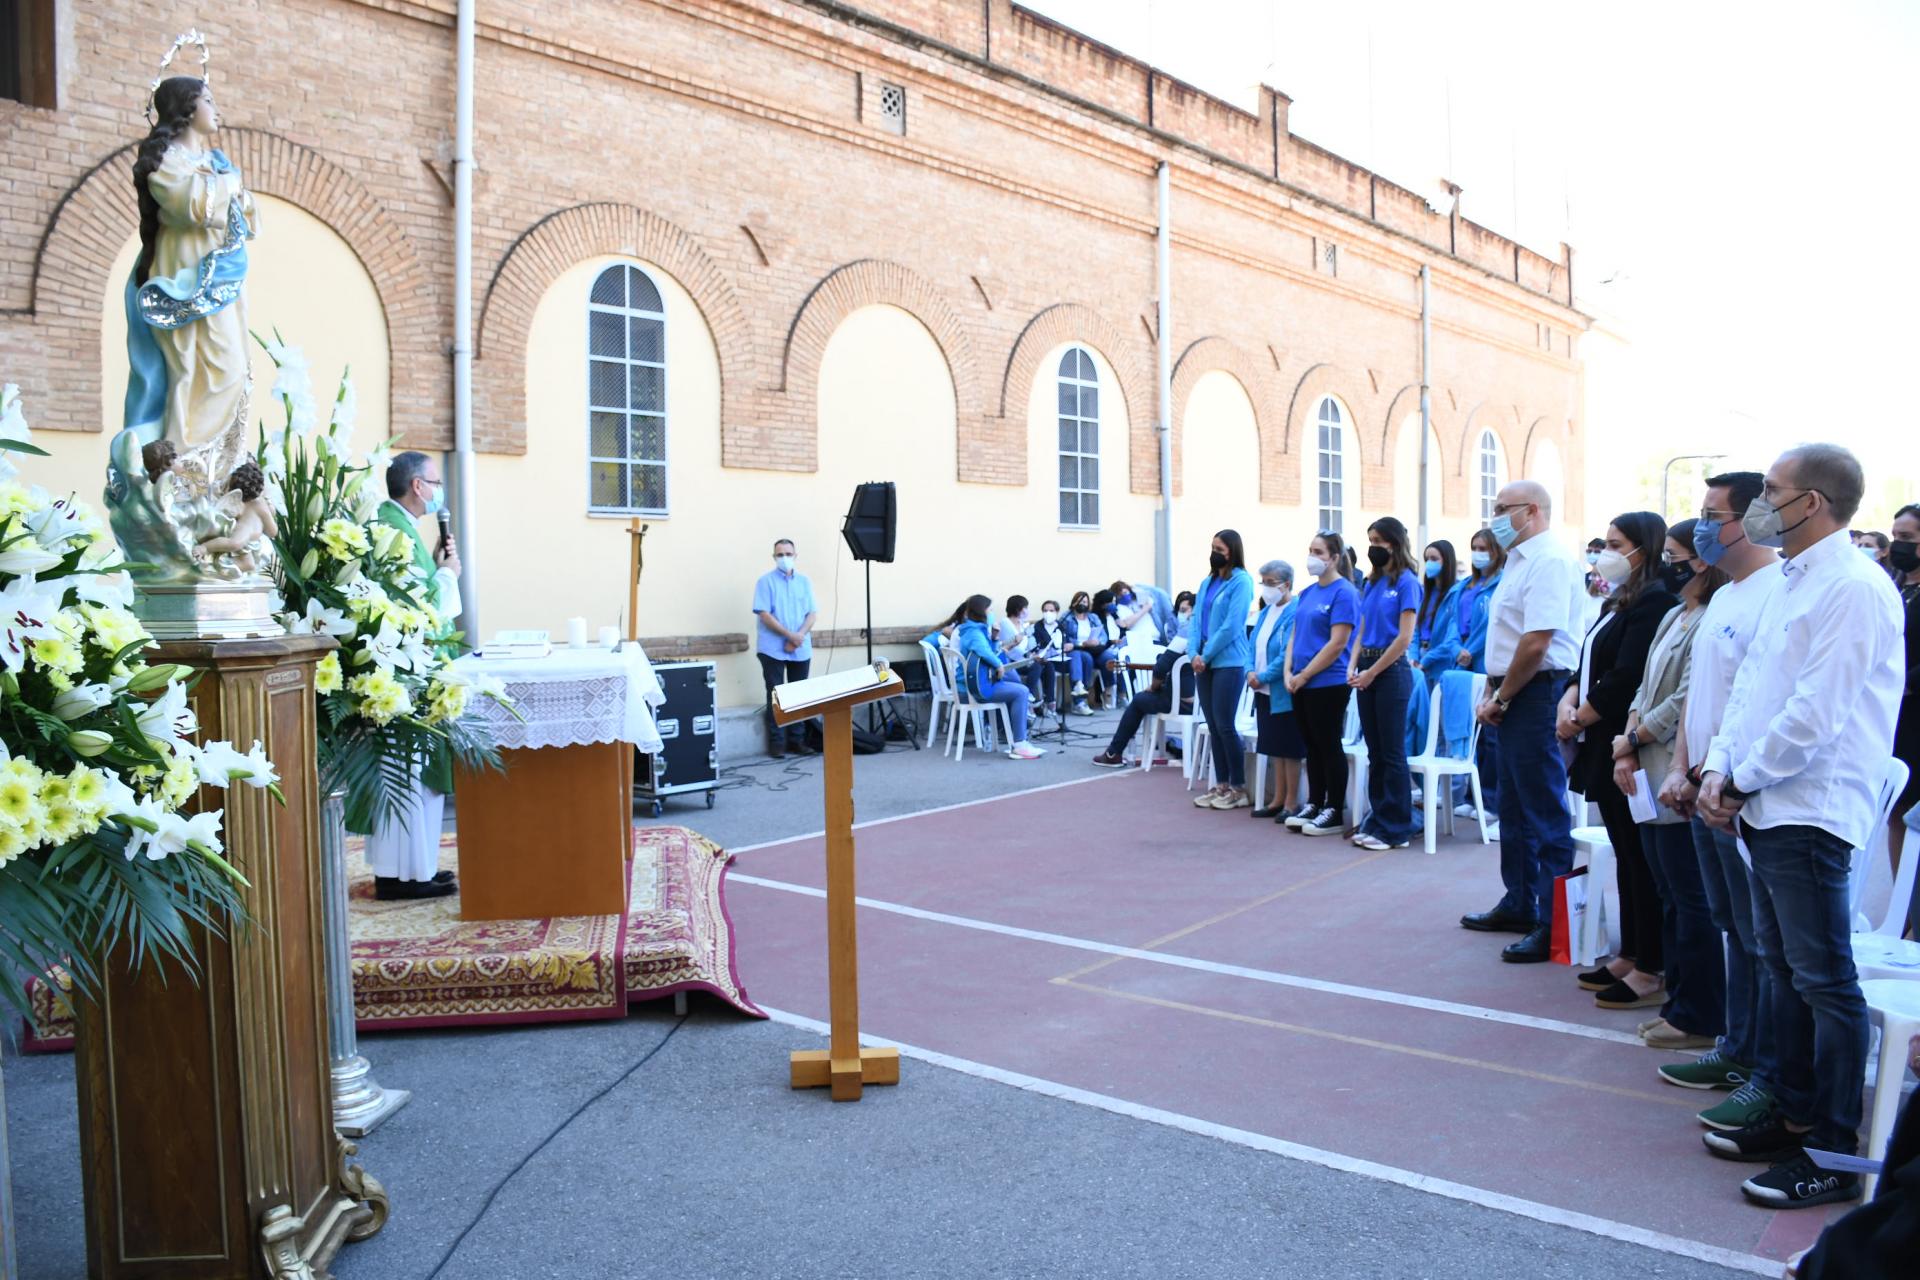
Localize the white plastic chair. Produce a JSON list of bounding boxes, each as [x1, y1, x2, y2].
[[1408, 673, 1491, 854], [919, 639, 957, 751], [1852, 760, 1919, 981], [1571, 824, 1622, 965], [1139, 654, 1192, 775], [942, 648, 1014, 761], [1859, 978, 1920, 1200], [1342, 693, 1369, 831], [1188, 682, 1257, 793]]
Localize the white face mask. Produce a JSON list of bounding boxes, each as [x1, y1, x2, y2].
[[1594, 548, 1635, 585], [1304, 556, 1328, 579], [1042, 610, 1058, 624], [1259, 583, 1282, 605], [774, 554, 795, 573]]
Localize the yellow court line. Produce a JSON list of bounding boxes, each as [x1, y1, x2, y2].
[[1051, 849, 1392, 984], [1057, 978, 1698, 1109]]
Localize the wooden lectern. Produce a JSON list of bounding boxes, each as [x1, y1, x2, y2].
[[772, 664, 904, 1101]]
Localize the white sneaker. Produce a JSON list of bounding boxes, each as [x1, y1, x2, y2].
[[1071, 682, 1087, 696], [1009, 742, 1044, 760], [1453, 802, 1479, 818]]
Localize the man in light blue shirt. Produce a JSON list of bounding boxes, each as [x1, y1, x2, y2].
[[752, 538, 818, 758]]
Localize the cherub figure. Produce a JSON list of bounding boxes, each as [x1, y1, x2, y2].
[[194, 460, 277, 573], [141, 438, 178, 484]]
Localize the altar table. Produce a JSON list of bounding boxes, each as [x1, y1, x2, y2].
[[449, 646, 664, 921]]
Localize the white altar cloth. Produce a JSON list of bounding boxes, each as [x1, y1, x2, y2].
[[450, 645, 665, 754]]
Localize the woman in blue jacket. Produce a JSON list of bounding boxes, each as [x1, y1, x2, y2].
[[953, 594, 1047, 760], [1453, 528, 1506, 816], [1248, 559, 1306, 820], [1407, 540, 1464, 761], [1190, 529, 1257, 810]]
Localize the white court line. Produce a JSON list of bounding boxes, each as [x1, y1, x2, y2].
[[731, 873, 1645, 1047], [727, 769, 1129, 856], [763, 1006, 1775, 1277]]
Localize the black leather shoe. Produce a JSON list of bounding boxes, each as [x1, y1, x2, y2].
[[373, 876, 458, 901], [1250, 805, 1284, 819], [431, 870, 456, 885], [1460, 907, 1537, 933], [1501, 926, 1552, 963]]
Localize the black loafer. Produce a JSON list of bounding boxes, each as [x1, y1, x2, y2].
[[1575, 966, 1616, 991], [1461, 907, 1537, 934], [373, 876, 458, 901], [1250, 805, 1284, 819], [431, 870, 456, 885], [1501, 926, 1551, 963]]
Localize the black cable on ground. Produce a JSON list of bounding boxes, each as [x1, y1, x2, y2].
[[424, 1013, 689, 1278]]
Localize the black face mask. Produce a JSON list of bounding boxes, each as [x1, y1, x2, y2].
[[1367, 546, 1390, 570], [1209, 551, 1228, 571], [1891, 541, 1920, 574], [1659, 561, 1695, 593], [1073, 604, 1088, 614]]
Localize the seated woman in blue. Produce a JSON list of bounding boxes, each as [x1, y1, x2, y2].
[[921, 601, 968, 651], [1282, 531, 1362, 836], [1407, 539, 1464, 781], [954, 594, 1047, 760], [1248, 559, 1306, 820], [1059, 590, 1112, 715], [1454, 528, 1506, 818], [1350, 516, 1423, 850], [1189, 529, 1257, 810]]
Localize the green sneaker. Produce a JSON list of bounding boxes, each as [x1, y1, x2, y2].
[[1699, 1081, 1773, 1131], [1658, 1049, 1751, 1091]]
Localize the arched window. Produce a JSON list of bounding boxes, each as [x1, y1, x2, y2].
[[587, 263, 667, 514], [1477, 429, 1504, 523], [1315, 396, 1346, 535], [1057, 347, 1099, 527]]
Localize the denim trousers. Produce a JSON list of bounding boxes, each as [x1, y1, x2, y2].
[[1197, 667, 1246, 788], [1743, 820, 1869, 1155], [1107, 687, 1171, 758], [757, 653, 811, 747], [1358, 659, 1415, 843], [1491, 679, 1574, 924], [1691, 818, 1771, 1080], [1642, 820, 1726, 1038], [979, 676, 1031, 743]]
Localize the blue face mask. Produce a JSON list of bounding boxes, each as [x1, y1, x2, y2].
[[1470, 551, 1492, 571], [1423, 561, 1442, 579], [1490, 514, 1520, 549], [421, 482, 447, 516], [1693, 517, 1733, 566]]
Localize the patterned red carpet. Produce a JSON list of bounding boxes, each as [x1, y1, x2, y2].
[[22, 824, 760, 1050]]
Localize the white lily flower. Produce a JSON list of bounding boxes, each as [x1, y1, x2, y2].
[[51, 681, 113, 720], [0, 539, 62, 576], [330, 375, 357, 437], [96, 772, 138, 819], [398, 629, 434, 675], [237, 741, 278, 789], [0, 384, 29, 481], [74, 569, 135, 609], [24, 495, 90, 551], [121, 794, 169, 861], [0, 574, 65, 667], [133, 678, 198, 749], [179, 808, 224, 855], [358, 616, 407, 670], [185, 740, 246, 788], [287, 596, 354, 638]]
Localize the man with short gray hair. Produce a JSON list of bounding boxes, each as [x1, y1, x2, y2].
[[1698, 442, 1903, 1208]]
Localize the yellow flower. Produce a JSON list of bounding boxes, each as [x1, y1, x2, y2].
[[422, 678, 471, 725], [348, 668, 412, 725], [38, 775, 69, 808], [29, 633, 84, 678], [314, 650, 342, 694], [161, 753, 198, 807], [0, 757, 44, 787], [0, 823, 25, 868], [42, 800, 83, 844], [82, 604, 150, 655], [318, 518, 371, 562], [0, 778, 36, 825], [66, 765, 106, 810]]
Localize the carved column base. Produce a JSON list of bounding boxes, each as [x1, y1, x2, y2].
[[331, 1055, 410, 1138]]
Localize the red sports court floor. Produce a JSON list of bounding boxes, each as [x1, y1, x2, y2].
[[726, 766, 1854, 1273]]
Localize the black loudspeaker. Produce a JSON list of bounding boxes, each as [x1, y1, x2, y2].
[[841, 482, 897, 563]]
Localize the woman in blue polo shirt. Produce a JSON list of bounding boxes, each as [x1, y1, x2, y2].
[[1349, 516, 1422, 850], [1282, 532, 1361, 836], [1190, 528, 1256, 810]]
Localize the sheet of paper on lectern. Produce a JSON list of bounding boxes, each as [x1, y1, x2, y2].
[[772, 660, 896, 714]]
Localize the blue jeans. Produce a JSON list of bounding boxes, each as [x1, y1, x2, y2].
[[1197, 667, 1246, 788], [979, 677, 1031, 744], [1019, 660, 1049, 707], [1692, 818, 1771, 1080], [1491, 678, 1574, 924], [1743, 820, 1869, 1155], [1643, 821, 1726, 1038], [1359, 659, 1415, 843], [1066, 650, 1094, 689]]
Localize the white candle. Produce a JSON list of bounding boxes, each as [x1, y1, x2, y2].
[[566, 616, 588, 648], [598, 625, 620, 649]]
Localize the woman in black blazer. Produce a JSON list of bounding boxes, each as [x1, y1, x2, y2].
[[1556, 511, 1676, 1011]]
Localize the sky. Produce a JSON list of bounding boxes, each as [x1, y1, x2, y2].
[[1026, 0, 1920, 525]]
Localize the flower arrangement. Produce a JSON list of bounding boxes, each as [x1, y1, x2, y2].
[[0, 384, 277, 1016], [254, 336, 504, 834]]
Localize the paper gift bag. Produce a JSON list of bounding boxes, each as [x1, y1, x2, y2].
[[1551, 866, 1591, 965]]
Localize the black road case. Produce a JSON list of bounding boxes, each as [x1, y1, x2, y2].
[[636, 661, 719, 816]]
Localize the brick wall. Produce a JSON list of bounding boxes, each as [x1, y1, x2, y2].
[[0, 0, 1586, 527]]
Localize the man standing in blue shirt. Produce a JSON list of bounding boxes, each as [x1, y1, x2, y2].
[[752, 538, 818, 758]]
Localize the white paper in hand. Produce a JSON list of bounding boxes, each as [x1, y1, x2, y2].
[[1627, 768, 1660, 823]]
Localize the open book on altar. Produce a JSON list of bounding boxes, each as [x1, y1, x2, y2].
[[771, 660, 901, 716]]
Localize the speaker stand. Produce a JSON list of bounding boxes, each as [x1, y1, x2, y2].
[[862, 559, 918, 748]]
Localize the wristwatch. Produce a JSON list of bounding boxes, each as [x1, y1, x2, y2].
[[1492, 691, 1511, 712], [1625, 728, 1642, 749], [1722, 780, 1750, 804]]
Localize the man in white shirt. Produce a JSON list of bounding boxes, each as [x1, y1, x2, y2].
[[1652, 472, 1782, 1123], [1465, 480, 1587, 961], [1699, 444, 1904, 1209]]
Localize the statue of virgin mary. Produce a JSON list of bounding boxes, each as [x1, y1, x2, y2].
[[122, 70, 256, 499]]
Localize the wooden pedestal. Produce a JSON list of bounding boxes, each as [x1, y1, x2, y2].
[[74, 635, 386, 1280], [452, 741, 632, 922]]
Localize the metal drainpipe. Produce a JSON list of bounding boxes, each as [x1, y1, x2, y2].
[[450, 0, 479, 639], [1418, 264, 1431, 549], [1156, 161, 1173, 590]]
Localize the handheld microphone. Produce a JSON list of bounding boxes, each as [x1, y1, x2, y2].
[[435, 509, 451, 557]]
